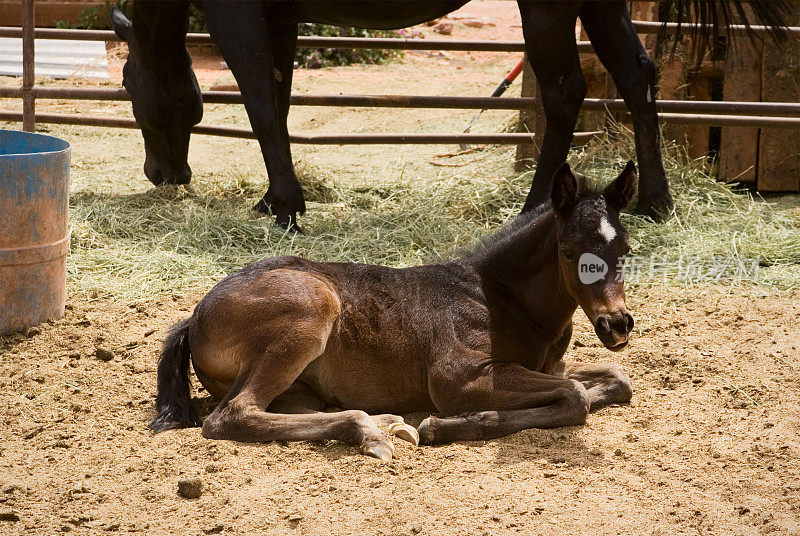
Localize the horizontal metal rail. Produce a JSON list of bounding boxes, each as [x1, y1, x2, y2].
[[2, 86, 799, 118], [3, 107, 798, 136], [0, 110, 604, 144], [0, 27, 592, 52], [632, 20, 800, 38], [655, 113, 800, 128], [2, 23, 798, 44]]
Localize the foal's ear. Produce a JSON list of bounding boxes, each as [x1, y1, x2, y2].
[[603, 160, 638, 212], [110, 6, 133, 42], [551, 162, 579, 215]]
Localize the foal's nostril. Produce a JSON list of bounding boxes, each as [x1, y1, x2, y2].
[[624, 312, 634, 333], [596, 316, 611, 335]]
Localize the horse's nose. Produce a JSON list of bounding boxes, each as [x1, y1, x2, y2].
[[172, 164, 192, 185], [596, 315, 612, 337], [623, 312, 634, 333], [594, 311, 632, 350]]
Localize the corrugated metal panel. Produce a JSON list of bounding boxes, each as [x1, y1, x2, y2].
[[0, 38, 109, 79]]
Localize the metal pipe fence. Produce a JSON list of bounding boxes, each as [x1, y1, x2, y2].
[[1, 2, 799, 142]]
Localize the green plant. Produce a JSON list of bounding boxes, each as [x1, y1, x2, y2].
[[296, 24, 413, 68], [66, 4, 407, 67]]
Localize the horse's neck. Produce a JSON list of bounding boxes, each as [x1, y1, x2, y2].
[[475, 212, 577, 334], [132, 1, 190, 52]]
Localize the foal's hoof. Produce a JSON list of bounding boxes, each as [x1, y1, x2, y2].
[[387, 423, 420, 447], [362, 440, 394, 461], [417, 417, 436, 445]]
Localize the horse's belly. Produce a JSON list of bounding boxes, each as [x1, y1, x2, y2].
[[299, 350, 435, 414], [295, 1, 471, 30]]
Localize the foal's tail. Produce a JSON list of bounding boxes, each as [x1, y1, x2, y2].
[[148, 318, 201, 432]]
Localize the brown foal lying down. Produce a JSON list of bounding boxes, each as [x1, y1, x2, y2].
[[150, 162, 638, 460]]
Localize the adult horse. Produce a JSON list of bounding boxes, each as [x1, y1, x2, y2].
[[110, 1, 789, 229], [149, 161, 637, 458]]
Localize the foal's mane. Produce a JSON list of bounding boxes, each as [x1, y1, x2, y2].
[[457, 181, 607, 264], [462, 202, 551, 261]]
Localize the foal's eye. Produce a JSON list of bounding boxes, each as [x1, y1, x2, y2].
[[562, 249, 576, 261]]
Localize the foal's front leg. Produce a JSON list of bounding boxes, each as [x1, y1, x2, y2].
[[420, 360, 590, 444], [554, 360, 633, 411]]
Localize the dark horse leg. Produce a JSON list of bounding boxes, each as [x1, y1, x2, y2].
[[579, 0, 673, 219], [202, 1, 305, 229], [517, 1, 586, 213]]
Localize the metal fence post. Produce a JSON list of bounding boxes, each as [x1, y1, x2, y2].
[[22, 0, 35, 132]]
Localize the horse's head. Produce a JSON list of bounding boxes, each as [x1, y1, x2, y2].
[[552, 161, 637, 351], [111, 6, 203, 186]]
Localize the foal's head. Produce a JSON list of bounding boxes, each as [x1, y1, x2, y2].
[[552, 161, 637, 350], [111, 6, 203, 186]]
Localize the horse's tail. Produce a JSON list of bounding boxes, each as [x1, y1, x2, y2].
[[149, 318, 201, 432], [660, 0, 792, 57]]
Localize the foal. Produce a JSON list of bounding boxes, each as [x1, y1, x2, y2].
[[150, 162, 637, 460]]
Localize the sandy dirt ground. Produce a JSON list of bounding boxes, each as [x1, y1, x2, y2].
[[2, 2, 800, 535], [1, 287, 799, 535]]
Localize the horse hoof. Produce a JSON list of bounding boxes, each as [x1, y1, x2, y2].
[[159, 184, 182, 195], [362, 440, 394, 461], [387, 423, 419, 447], [276, 212, 303, 233], [253, 197, 271, 215], [633, 191, 674, 222], [417, 417, 436, 445]]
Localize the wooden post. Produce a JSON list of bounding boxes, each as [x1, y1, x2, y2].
[[718, 7, 762, 183], [684, 73, 711, 160], [629, 1, 659, 58], [514, 55, 545, 172], [657, 37, 689, 145], [578, 20, 608, 133], [757, 1, 800, 192], [21, 0, 35, 132]]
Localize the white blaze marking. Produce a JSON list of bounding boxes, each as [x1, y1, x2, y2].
[[599, 216, 617, 243]]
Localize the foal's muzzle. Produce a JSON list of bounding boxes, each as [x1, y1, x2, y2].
[[594, 311, 634, 351]]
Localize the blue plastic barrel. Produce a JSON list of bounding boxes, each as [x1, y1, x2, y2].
[[0, 129, 71, 335]]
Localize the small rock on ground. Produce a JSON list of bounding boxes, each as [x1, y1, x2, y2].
[[433, 21, 453, 35], [95, 347, 114, 362], [177, 478, 203, 499], [0, 509, 20, 522]]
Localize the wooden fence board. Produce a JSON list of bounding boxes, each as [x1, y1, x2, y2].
[[719, 11, 763, 183], [758, 3, 800, 191]]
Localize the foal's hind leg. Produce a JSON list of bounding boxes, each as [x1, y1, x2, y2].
[[555, 361, 633, 411], [579, 1, 673, 220], [199, 274, 394, 460], [202, 362, 397, 460], [268, 383, 419, 446]]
